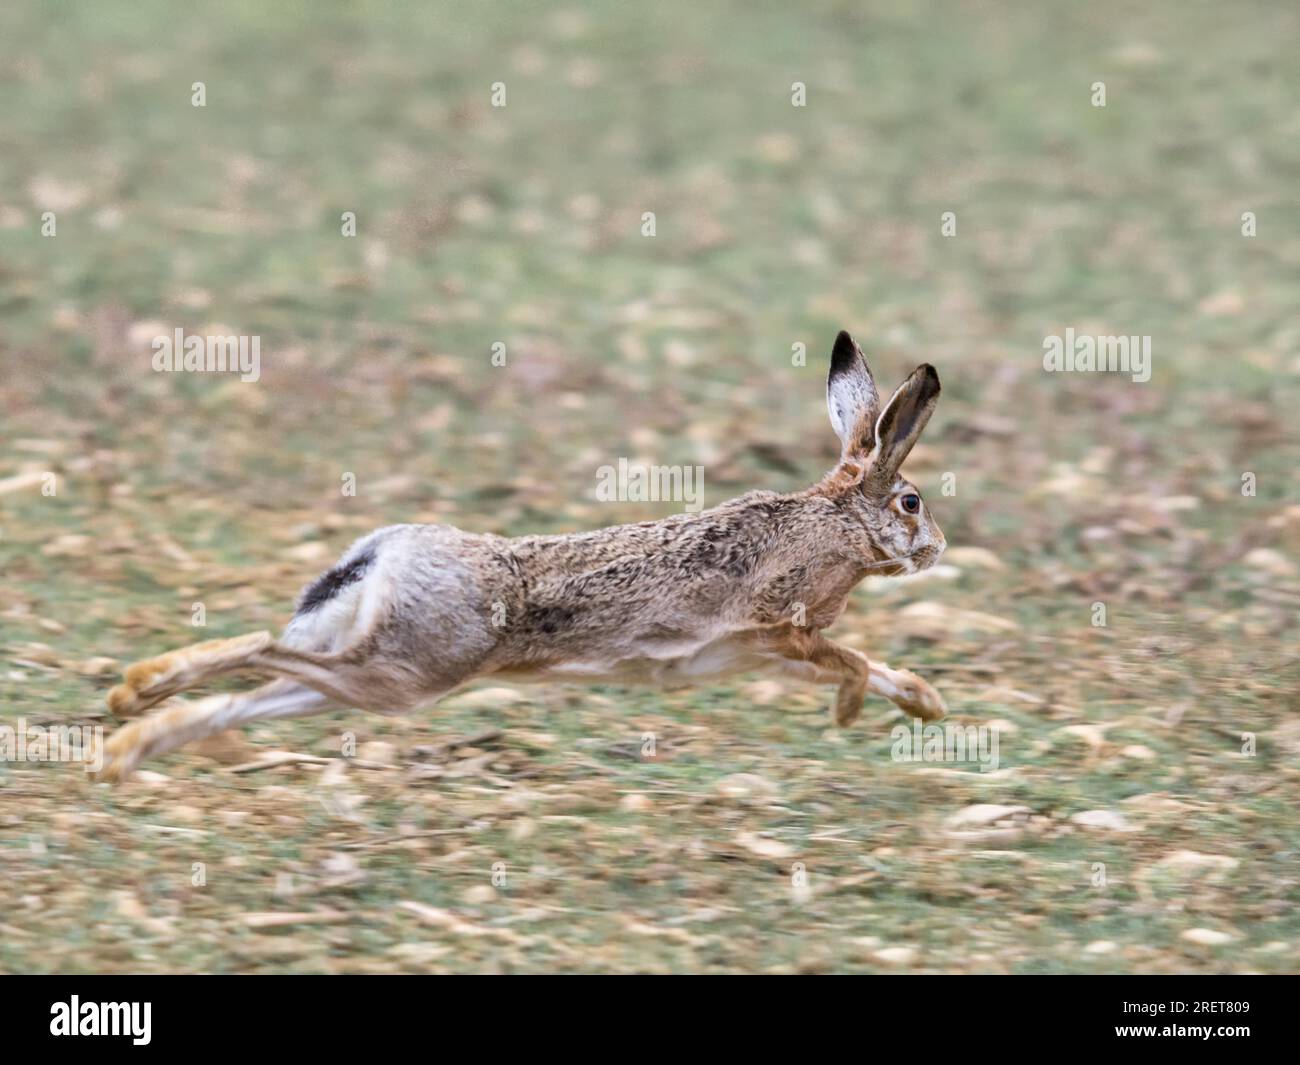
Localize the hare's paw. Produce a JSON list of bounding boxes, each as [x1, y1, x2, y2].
[[92, 720, 152, 783], [893, 669, 947, 721], [107, 648, 193, 717], [107, 678, 159, 718]]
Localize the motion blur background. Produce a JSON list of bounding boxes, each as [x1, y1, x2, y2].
[[1, 1, 1297, 973]]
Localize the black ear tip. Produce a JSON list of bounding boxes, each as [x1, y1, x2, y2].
[[918, 363, 940, 392], [829, 330, 859, 375]]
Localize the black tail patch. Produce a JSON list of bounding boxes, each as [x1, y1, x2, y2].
[[295, 546, 376, 615]]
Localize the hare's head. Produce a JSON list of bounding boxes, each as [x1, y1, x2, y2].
[[824, 330, 945, 575]]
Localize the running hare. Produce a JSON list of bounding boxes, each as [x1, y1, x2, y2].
[[98, 331, 947, 781]]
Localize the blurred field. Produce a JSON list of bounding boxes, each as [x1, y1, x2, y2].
[[1, 0, 1298, 973]]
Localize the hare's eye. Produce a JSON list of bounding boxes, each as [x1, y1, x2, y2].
[[900, 493, 921, 514]]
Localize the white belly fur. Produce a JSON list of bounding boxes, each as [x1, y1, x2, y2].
[[539, 634, 769, 687]]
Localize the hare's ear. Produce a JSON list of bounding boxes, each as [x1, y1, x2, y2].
[[826, 331, 880, 459], [870, 364, 940, 484]]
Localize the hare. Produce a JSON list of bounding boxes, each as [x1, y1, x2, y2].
[[96, 330, 947, 781]]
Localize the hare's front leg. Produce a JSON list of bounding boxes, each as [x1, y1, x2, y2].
[[864, 655, 947, 723], [761, 629, 946, 725]]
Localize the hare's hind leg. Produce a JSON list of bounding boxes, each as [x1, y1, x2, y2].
[[97, 679, 334, 782], [105, 631, 390, 719], [98, 638, 433, 781], [107, 631, 276, 717], [106, 529, 394, 716], [100, 525, 491, 779]]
